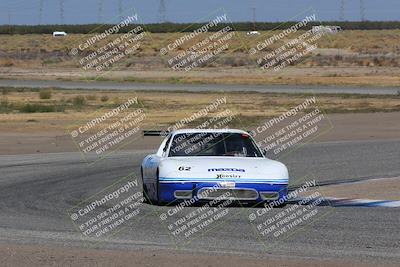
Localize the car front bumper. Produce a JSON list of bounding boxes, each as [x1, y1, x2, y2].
[[158, 180, 288, 204]]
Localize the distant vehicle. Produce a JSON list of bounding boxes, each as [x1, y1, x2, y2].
[[312, 26, 342, 34], [141, 129, 289, 206], [53, 31, 68, 37], [247, 31, 261, 36]]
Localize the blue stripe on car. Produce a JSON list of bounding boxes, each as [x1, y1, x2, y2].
[[159, 177, 288, 184]]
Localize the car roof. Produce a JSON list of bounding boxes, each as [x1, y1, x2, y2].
[[171, 128, 248, 135]]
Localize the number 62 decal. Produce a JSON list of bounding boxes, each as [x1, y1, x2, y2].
[[178, 166, 191, 171]]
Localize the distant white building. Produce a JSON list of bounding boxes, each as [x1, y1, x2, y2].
[[53, 31, 68, 37], [312, 26, 342, 34], [246, 31, 261, 36]]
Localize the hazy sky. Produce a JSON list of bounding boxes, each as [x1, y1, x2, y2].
[[0, 0, 399, 25]]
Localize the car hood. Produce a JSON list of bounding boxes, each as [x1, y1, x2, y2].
[[159, 156, 288, 183]]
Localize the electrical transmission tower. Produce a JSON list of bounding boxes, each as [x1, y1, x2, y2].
[[158, 0, 166, 23], [251, 7, 256, 31], [359, 0, 366, 21], [39, 0, 43, 24], [59, 0, 64, 24], [118, 0, 123, 21], [98, 0, 104, 23], [339, 0, 345, 21], [38, 0, 43, 25]]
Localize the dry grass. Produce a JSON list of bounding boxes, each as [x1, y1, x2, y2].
[[1, 31, 400, 86], [1, 30, 399, 54], [0, 30, 399, 68], [0, 87, 399, 133]]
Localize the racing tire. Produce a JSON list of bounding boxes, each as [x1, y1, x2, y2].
[[274, 202, 287, 208]]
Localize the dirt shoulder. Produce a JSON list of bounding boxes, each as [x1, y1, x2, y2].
[[301, 177, 400, 201], [1, 243, 392, 267], [1, 66, 400, 87], [0, 112, 399, 155]]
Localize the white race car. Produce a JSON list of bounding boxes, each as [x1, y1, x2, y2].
[[141, 129, 289, 205]]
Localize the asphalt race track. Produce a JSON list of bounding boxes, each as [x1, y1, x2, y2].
[[0, 79, 399, 95], [0, 139, 399, 264]]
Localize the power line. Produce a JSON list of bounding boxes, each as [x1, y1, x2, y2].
[[8, 12, 12, 34], [59, 0, 64, 24], [251, 7, 256, 31]]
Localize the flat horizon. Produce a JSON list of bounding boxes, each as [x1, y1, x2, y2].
[[0, 0, 399, 25]]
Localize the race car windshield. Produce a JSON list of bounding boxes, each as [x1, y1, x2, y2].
[[168, 133, 263, 157]]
